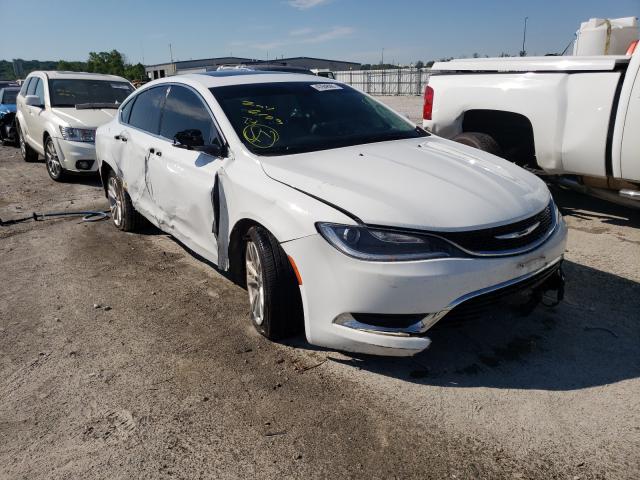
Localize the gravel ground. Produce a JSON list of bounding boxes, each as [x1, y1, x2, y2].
[[373, 95, 425, 124], [0, 118, 639, 480]]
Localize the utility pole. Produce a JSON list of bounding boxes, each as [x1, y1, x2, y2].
[[381, 47, 384, 65], [520, 17, 528, 57], [169, 43, 174, 63]]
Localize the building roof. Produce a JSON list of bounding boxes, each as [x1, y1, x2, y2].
[[145, 56, 360, 69], [145, 57, 255, 69]]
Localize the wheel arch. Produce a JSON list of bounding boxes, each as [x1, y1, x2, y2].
[[99, 161, 115, 197], [227, 217, 267, 284], [461, 109, 538, 168]]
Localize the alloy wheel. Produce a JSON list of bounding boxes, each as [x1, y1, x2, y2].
[[245, 241, 265, 326], [107, 176, 123, 227], [19, 129, 26, 158], [45, 139, 62, 178]]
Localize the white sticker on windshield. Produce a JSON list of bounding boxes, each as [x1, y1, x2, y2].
[[111, 83, 131, 89], [310, 83, 342, 91]]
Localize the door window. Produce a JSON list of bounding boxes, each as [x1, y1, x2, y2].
[[26, 78, 39, 96], [20, 77, 33, 96], [120, 97, 135, 124], [34, 78, 45, 105], [160, 85, 219, 145], [128, 86, 167, 134]]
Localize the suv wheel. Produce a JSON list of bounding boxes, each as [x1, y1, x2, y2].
[[44, 137, 67, 181], [18, 123, 38, 162]]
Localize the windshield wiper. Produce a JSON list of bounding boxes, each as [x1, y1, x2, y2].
[[75, 103, 120, 110]]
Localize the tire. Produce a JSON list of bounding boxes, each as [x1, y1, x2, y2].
[[44, 136, 68, 181], [453, 132, 502, 156], [244, 226, 303, 340], [106, 171, 143, 232], [17, 122, 38, 162]]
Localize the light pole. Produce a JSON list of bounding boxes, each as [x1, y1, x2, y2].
[[521, 17, 528, 56]]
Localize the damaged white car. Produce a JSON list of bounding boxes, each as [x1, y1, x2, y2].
[[95, 72, 567, 356]]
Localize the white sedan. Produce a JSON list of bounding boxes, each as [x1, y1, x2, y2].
[[95, 72, 567, 356]]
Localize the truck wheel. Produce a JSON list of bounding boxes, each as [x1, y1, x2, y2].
[[17, 123, 38, 162], [453, 132, 502, 156], [244, 226, 303, 340]]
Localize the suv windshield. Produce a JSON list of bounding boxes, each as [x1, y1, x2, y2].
[[210, 82, 427, 155], [1, 89, 18, 104], [49, 79, 134, 108]]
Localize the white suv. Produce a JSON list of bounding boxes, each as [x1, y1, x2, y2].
[[16, 71, 134, 181]]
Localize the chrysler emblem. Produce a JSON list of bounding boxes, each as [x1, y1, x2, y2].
[[495, 222, 540, 240]]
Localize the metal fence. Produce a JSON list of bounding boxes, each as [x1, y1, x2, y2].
[[334, 68, 430, 96]]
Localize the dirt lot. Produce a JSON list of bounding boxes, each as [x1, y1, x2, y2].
[[1, 118, 639, 479]]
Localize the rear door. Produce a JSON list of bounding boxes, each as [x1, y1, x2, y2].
[[23, 77, 43, 148], [146, 84, 226, 262], [115, 85, 168, 222]]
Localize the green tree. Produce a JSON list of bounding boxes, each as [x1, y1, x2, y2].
[[124, 63, 146, 81], [57, 60, 88, 72], [87, 50, 126, 76], [415, 60, 424, 69]]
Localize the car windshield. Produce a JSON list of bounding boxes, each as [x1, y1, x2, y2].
[[1, 89, 18, 104], [210, 82, 427, 155], [49, 79, 134, 108]]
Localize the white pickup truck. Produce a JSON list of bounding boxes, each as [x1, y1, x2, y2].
[[423, 45, 640, 206]]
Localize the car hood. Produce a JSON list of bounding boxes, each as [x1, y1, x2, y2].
[[51, 107, 117, 128], [259, 136, 550, 230]]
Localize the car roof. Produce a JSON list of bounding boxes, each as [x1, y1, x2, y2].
[[27, 71, 130, 82], [147, 71, 340, 89]]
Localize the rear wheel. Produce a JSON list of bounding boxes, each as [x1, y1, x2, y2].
[[245, 226, 303, 340], [45, 137, 67, 181], [18, 123, 38, 162], [453, 132, 502, 156], [107, 171, 142, 232]]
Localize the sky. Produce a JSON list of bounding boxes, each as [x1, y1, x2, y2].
[[0, 0, 638, 66]]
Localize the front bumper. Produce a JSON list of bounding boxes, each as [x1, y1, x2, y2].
[[52, 137, 98, 173], [282, 217, 567, 356]]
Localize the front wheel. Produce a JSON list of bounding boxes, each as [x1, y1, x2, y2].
[[453, 132, 502, 156], [245, 226, 303, 340], [45, 137, 67, 181]]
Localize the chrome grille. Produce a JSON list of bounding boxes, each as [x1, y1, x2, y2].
[[432, 201, 556, 256]]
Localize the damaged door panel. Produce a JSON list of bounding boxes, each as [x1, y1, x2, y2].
[[146, 84, 227, 265], [117, 85, 168, 222]]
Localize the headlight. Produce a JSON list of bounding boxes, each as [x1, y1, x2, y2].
[[316, 223, 464, 261], [59, 126, 95, 143]]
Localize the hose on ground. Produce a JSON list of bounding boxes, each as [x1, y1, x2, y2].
[[0, 210, 110, 226]]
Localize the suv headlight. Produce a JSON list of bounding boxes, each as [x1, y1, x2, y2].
[[59, 126, 95, 143], [316, 223, 464, 261]]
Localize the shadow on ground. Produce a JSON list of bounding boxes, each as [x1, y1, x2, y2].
[[550, 184, 640, 228], [325, 259, 640, 391]]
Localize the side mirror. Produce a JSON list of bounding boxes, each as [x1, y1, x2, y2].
[[174, 129, 204, 148], [173, 129, 227, 157], [25, 95, 43, 108], [194, 143, 227, 157]]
